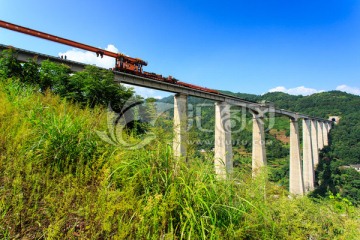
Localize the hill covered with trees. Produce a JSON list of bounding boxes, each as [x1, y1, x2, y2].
[[226, 89, 360, 165], [159, 84, 360, 204], [229, 90, 360, 204]]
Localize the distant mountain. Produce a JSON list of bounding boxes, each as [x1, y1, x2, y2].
[[219, 90, 261, 102], [220, 90, 360, 119]]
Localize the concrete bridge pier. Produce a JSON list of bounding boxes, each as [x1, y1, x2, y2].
[[311, 120, 319, 166], [173, 93, 188, 159], [289, 117, 304, 195], [252, 114, 267, 176], [302, 119, 314, 193], [323, 122, 329, 146], [317, 121, 324, 150], [214, 101, 233, 179], [328, 122, 332, 132]]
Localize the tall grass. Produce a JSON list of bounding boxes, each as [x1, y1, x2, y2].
[[0, 78, 359, 239]]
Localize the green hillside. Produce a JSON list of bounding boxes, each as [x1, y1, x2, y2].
[[0, 49, 359, 239], [223, 89, 360, 164], [221, 90, 360, 204], [159, 84, 360, 204]]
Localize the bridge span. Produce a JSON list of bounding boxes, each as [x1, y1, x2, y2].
[[0, 44, 332, 196]]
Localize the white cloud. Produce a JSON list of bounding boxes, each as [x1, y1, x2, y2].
[[59, 45, 170, 99], [267, 86, 324, 96], [268, 86, 287, 93], [336, 85, 360, 95]]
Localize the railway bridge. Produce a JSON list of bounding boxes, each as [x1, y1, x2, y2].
[[0, 44, 332, 196]]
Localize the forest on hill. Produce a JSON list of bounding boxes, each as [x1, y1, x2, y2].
[[159, 82, 360, 205], [225, 90, 360, 204], [0, 49, 359, 238]]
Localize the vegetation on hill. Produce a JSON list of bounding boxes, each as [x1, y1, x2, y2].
[[0, 48, 135, 112], [222, 90, 360, 205], [0, 49, 359, 238]]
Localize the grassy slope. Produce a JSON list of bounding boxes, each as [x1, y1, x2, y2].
[[0, 79, 359, 239]]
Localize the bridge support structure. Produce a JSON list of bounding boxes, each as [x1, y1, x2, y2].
[[302, 119, 315, 193], [289, 117, 304, 195], [328, 122, 332, 132], [214, 102, 233, 179], [252, 115, 267, 176], [171, 94, 333, 196], [317, 121, 324, 150], [311, 120, 319, 166], [173, 93, 188, 159], [323, 122, 329, 146]]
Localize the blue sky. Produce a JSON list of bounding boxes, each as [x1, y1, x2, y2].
[[1, 0, 360, 98]]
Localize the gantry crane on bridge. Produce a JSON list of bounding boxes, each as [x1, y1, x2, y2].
[[0, 19, 218, 94]]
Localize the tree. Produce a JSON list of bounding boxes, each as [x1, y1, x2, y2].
[[67, 65, 134, 111], [141, 97, 157, 123], [22, 58, 40, 84], [0, 48, 22, 79], [39, 60, 71, 92]]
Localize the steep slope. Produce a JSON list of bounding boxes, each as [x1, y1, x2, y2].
[[1, 78, 359, 239]]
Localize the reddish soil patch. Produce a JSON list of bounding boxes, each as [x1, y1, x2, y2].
[[269, 129, 289, 144]]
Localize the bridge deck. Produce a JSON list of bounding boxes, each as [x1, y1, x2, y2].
[[0, 44, 330, 122]]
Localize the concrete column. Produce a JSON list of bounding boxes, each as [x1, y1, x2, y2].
[[173, 93, 188, 159], [214, 101, 233, 178], [302, 119, 314, 193], [252, 115, 266, 176], [289, 118, 304, 195], [311, 120, 319, 166], [317, 121, 324, 150], [323, 122, 329, 146]]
